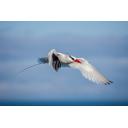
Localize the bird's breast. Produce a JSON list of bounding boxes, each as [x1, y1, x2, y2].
[[58, 55, 73, 64]]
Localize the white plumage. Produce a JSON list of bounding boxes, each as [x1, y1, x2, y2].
[[40, 49, 113, 85], [69, 58, 111, 85], [21, 49, 113, 85]]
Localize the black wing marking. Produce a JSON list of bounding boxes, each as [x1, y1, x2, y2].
[[52, 53, 61, 71]]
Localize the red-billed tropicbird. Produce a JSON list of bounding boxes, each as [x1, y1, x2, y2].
[[21, 49, 113, 85]]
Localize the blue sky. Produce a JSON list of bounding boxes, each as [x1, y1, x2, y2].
[[0, 21, 128, 105]]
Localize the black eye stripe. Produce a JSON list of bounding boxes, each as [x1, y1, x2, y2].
[[69, 56, 75, 60]]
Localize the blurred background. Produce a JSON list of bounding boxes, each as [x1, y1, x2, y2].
[[0, 21, 128, 105]]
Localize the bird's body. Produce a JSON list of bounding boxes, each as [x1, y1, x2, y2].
[[38, 49, 113, 85]]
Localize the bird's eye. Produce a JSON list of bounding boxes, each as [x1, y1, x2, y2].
[[69, 55, 75, 60]]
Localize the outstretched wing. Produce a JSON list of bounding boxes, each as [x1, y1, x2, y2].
[[52, 53, 61, 71], [48, 49, 61, 71], [69, 58, 113, 85]]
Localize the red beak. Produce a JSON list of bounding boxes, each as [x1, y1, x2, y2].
[[74, 59, 81, 63]]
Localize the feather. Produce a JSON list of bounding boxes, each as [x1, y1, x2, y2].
[[38, 57, 48, 64], [69, 58, 112, 85]]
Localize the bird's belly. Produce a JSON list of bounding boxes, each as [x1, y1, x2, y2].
[[58, 56, 72, 64]]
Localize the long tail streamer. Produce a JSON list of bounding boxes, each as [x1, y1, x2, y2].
[[18, 63, 42, 74]]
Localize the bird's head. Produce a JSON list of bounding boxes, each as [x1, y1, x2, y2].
[[69, 55, 82, 64]]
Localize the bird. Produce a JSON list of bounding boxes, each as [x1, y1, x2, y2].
[[21, 49, 113, 85]]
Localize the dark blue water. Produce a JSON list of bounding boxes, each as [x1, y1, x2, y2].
[[0, 100, 128, 106]]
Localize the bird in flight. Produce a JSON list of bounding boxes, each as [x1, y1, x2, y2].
[[21, 49, 113, 85]]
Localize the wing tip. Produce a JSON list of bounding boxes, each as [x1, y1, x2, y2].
[[104, 80, 113, 85]]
